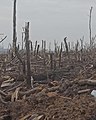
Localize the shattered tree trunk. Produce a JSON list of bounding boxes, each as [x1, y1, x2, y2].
[[34, 41, 37, 56], [44, 40, 46, 53], [13, 0, 17, 53], [42, 40, 44, 53], [80, 36, 84, 61], [50, 53, 53, 70], [36, 44, 40, 59], [75, 40, 79, 61], [59, 42, 63, 68], [30, 41, 33, 51], [80, 36, 84, 52], [64, 37, 69, 59], [22, 32, 24, 50], [25, 22, 31, 87]]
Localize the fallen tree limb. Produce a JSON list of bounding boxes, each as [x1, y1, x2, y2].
[[5, 80, 26, 92], [78, 79, 96, 86], [19, 86, 43, 96], [0, 36, 7, 43], [47, 86, 59, 92], [78, 89, 91, 94], [0, 90, 8, 97], [59, 96, 72, 100], [0, 95, 8, 104], [1, 82, 16, 88]]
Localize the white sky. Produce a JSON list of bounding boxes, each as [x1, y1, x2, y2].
[[0, 0, 96, 49]]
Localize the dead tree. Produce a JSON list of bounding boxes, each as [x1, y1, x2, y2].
[[30, 41, 33, 51], [44, 40, 46, 53], [49, 42, 51, 53], [25, 22, 31, 87], [75, 40, 79, 61], [80, 36, 84, 61], [59, 42, 63, 68], [34, 41, 37, 56], [37, 44, 40, 55], [75, 40, 79, 52], [36, 44, 40, 59], [68, 42, 70, 52], [22, 32, 24, 50], [64, 37, 68, 53], [50, 52, 53, 70], [54, 40, 58, 57], [80, 36, 84, 52], [13, 0, 17, 53], [89, 7, 93, 47], [64, 37, 69, 59], [42, 40, 44, 53]]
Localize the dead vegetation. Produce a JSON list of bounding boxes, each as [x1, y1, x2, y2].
[[0, 39, 96, 120], [0, 1, 96, 119]]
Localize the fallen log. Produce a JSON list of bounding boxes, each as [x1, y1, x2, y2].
[[47, 86, 59, 92], [78, 89, 91, 94], [19, 86, 43, 96], [59, 96, 71, 100], [78, 79, 96, 86], [5, 81, 26, 92]]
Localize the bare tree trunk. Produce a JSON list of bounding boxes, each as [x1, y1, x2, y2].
[[36, 44, 40, 59], [89, 7, 93, 47], [30, 41, 33, 51], [13, 0, 17, 53], [68, 42, 71, 52], [34, 41, 37, 56], [59, 42, 63, 68], [49, 42, 51, 53], [37, 44, 40, 55], [25, 22, 31, 88], [80, 36, 84, 52], [22, 32, 24, 50], [64, 37, 68, 54], [44, 40, 46, 53], [64, 37, 69, 59], [42, 40, 44, 53], [80, 36, 84, 61], [75, 40, 79, 61], [50, 53, 53, 70]]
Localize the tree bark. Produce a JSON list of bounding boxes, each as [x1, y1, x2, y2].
[[13, 0, 17, 53], [25, 22, 31, 87], [89, 7, 93, 47]]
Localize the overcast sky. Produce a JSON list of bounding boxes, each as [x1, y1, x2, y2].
[[0, 0, 96, 48]]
